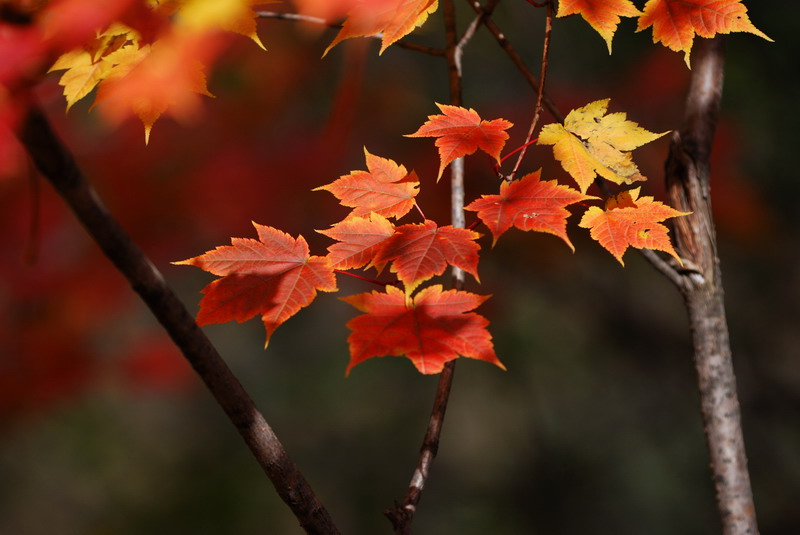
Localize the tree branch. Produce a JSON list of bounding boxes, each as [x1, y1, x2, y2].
[[663, 37, 759, 535], [464, 0, 563, 123], [385, 2, 464, 532], [17, 106, 341, 535]]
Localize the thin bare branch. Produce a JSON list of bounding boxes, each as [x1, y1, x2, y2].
[[508, 0, 552, 180], [464, 0, 563, 122], [18, 106, 341, 535], [385, 2, 464, 532], [256, 10, 445, 56]]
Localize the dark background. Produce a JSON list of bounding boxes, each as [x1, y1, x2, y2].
[[1, 2, 797, 534]]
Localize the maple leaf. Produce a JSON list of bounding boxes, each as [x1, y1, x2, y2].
[[92, 32, 221, 143], [556, 0, 641, 53], [324, 0, 439, 56], [342, 284, 503, 375], [175, 223, 337, 346], [406, 103, 513, 180], [373, 220, 480, 293], [538, 98, 666, 194], [317, 212, 395, 271], [637, 0, 771, 67], [578, 187, 689, 265], [315, 148, 420, 220], [465, 170, 595, 249]]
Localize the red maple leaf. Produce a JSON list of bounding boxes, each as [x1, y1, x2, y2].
[[555, 0, 641, 53], [406, 103, 513, 180], [342, 284, 503, 375], [636, 0, 771, 66], [466, 170, 594, 249], [373, 220, 481, 292], [317, 213, 395, 271], [315, 148, 420, 219], [175, 223, 337, 345], [578, 188, 688, 265]]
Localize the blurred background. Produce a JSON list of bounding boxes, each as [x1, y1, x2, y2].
[[1, 2, 797, 534]]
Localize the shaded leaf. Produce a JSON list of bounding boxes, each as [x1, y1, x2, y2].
[[175, 223, 337, 345], [407, 103, 513, 180], [342, 284, 503, 375], [317, 213, 395, 270], [374, 220, 480, 293], [466, 170, 595, 249]]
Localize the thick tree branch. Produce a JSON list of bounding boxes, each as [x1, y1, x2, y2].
[[17, 106, 341, 535], [663, 37, 758, 535]]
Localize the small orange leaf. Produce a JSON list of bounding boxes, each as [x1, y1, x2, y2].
[[407, 103, 513, 180], [636, 0, 771, 67], [342, 284, 503, 375], [175, 223, 337, 346], [556, 0, 641, 53], [315, 148, 420, 220], [465, 170, 595, 249], [578, 188, 689, 265]]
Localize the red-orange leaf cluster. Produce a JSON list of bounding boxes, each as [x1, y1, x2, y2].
[[342, 285, 502, 375]]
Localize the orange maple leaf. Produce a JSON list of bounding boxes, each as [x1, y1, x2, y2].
[[317, 213, 395, 270], [578, 187, 689, 265], [538, 98, 666, 193], [342, 284, 503, 375], [406, 103, 513, 180], [314, 148, 420, 219], [373, 220, 481, 293], [465, 170, 595, 249], [636, 0, 771, 67], [556, 0, 641, 53], [176, 0, 272, 49], [324, 0, 439, 55], [175, 223, 337, 346]]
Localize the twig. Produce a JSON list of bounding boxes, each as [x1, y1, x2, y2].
[[507, 0, 552, 180], [17, 106, 341, 535], [385, 2, 464, 533], [663, 37, 759, 535], [464, 0, 563, 123], [256, 10, 445, 56]]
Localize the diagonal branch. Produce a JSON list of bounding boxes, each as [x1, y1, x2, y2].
[[17, 106, 341, 535], [464, 0, 563, 122], [663, 37, 758, 535]]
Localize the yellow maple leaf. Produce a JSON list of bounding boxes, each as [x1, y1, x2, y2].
[[538, 98, 667, 193], [176, 0, 275, 49]]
